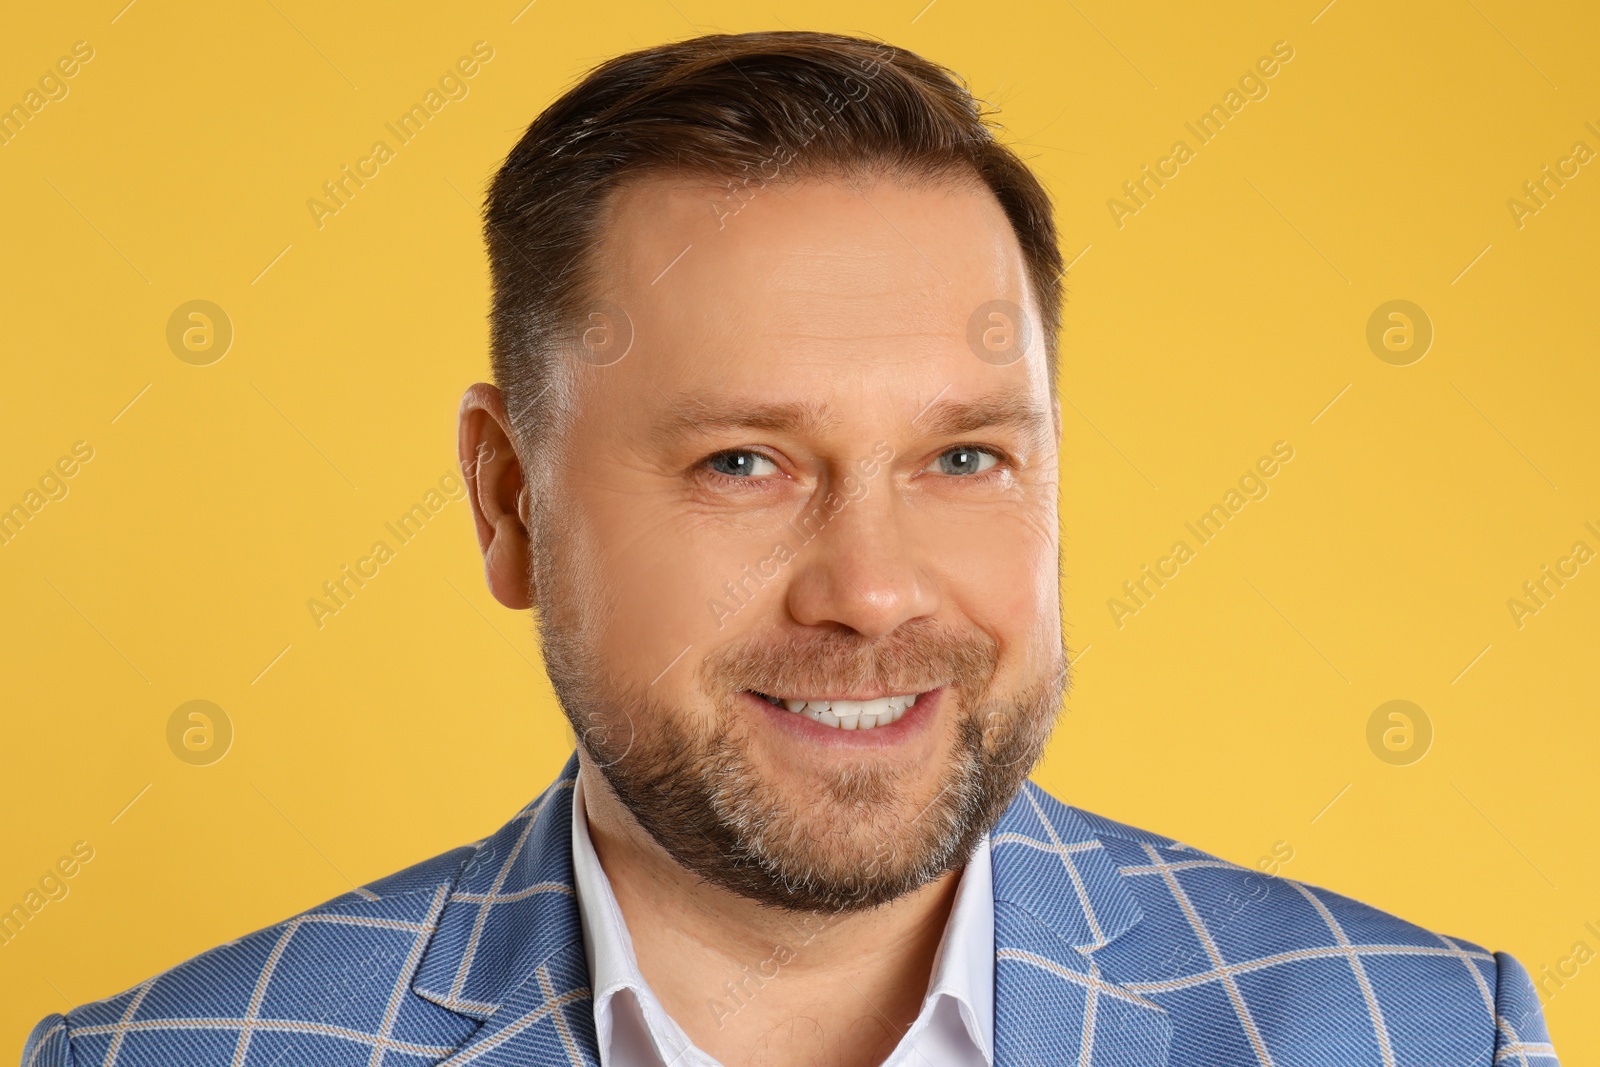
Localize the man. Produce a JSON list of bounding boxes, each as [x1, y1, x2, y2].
[[25, 30, 1556, 1067]]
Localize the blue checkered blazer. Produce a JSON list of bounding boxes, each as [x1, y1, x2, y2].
[[25, 754, 1557, 1066]]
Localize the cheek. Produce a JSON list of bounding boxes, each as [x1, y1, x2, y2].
[[1003, 551, 1061, 644], [569, 484, 787, 686], [936, 511, 1059, 643]]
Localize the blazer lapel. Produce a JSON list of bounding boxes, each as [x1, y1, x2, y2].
[[414, 754, 602, 1066], [992, 782, 1172, 1067]]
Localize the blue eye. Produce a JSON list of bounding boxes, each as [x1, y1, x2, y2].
[[932, 447, 998, 476], [708, 451, 778, 477]]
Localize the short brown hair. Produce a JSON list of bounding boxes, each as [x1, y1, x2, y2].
[[484, 30, 1062, 443]]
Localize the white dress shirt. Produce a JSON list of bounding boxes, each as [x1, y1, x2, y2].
[[570, 768, 994, 1067]]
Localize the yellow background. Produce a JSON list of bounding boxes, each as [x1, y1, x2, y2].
[[3, 0, 1596, 1060]]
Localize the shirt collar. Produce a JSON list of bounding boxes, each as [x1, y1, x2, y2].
[[925, 830, 995, 1062], [571, 766, 994, 1066], [571, 769, 706, 1066]]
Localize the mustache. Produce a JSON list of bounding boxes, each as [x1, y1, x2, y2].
[[700, 618, 1000, 699]]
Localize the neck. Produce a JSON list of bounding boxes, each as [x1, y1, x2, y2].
[[576, 753, 965, 1067]]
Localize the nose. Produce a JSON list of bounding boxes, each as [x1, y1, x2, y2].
[[783, 480, 938, 639]]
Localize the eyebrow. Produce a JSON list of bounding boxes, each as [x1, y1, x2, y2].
[[910, 392, 1055, 446], [648, 392, 837, 451], [648, 388, 1054, 452]]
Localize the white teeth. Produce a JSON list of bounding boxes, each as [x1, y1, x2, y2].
[[763, 692, 924, 730]]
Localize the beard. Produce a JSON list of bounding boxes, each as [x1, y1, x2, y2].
[[530, 505, 1067, 913], [539, 607, 1067, 914]]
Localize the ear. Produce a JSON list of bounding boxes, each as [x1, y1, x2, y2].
[[458, 383, 535, 610]]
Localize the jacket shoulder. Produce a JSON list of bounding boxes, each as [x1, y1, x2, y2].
[[22, 843, 481, 1067], [1071, 793, 1498, 964], [1010, 783, 1556, 1062], [1013, 782, 1483, 951]]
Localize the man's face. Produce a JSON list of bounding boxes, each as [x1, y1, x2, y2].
[[531, 174, 1066, 911]]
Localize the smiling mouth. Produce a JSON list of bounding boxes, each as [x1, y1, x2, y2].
[[750, 691, 922, 731]]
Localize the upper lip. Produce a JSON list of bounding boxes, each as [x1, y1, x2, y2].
[[750, 688, 932, 702]]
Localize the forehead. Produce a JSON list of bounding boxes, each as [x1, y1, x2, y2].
[[580, 174, 1044, 397], [600, 170, 1026, 281], [556, 175, 1056, 441]]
